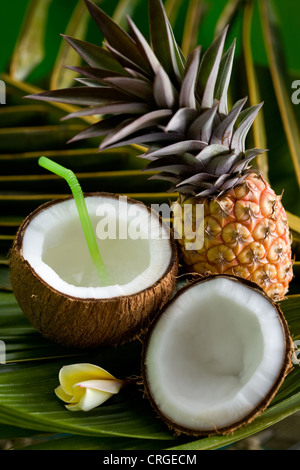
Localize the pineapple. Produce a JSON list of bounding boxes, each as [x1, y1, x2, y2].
[[27, 0, 293, 300]]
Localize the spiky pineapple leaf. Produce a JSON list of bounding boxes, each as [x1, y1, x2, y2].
[[100, 109, 172, 149], [142, 140, 207, 160], [165, 108, 198, 134], [126, 15, 160, 73], [231, 102, 264, 151], [62, 101, 151, 122], [67, 116, 133, 144], [211, 97, 247, 146], [84, 0, 150, 74], [102, 76, 154, 101], [197, 26, 228, 108], [179, 46, 201, 108], [60, 35, 126, 73], [26, 86, 132, 106], [153, 65, 178, 109], [187, 103, 219, 141], [214, 40, 236, 115]]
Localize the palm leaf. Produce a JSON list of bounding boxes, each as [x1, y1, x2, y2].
[[181, 0, 204, 57], [10, 0, 53, 82], [111, 0, 141, 30], [259, 0, 300, 187], [214, 0, 241, 37], [0, 292, 299, 450], [0, 0, 300, 450], [50, 1, 92, 90], [242, 0, 268, 178]]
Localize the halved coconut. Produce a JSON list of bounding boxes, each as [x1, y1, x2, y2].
[[10, 193, 178, 348], [142, 275, 293, 436]]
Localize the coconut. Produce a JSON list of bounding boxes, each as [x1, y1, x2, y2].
[[9, 192, 178, 348], [142, 274, 293, 436]]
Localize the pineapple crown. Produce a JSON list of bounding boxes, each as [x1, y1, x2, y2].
[[27, 0, 266, 198]]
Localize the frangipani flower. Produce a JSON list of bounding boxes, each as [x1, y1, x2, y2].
[[55, 363, 124, 411]]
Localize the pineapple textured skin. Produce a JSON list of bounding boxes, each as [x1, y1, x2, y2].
[[26, 0, 294, 299], [175, 173, 293, 301]]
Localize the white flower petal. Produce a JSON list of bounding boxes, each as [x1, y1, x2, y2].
[[76, 379, 124, 394], [75, 387, 113, 411]]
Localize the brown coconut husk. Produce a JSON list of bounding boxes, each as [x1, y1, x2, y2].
[[141, 274, 294, 437], [10, 193, 178, 348]]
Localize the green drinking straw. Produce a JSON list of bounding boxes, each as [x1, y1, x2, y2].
[[38, 156, 110, 285]]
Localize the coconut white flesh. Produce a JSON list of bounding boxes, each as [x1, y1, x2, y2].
[[22, 196, 172, 299], [145, 277, 286, 432]]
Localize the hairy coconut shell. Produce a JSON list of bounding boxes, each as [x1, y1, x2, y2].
[[141, 274, 293, 437], [9, 193, 178, 348]]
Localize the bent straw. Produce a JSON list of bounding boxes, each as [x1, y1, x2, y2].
[[38, 156, 110, 285]]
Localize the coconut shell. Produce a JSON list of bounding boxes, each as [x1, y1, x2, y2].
[[9, 193, 178, 348], [141, 274, 294, 437]]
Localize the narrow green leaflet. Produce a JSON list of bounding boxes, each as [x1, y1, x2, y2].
[[2, 74, 96, 126], [0, 293, 173, 441], [10, 0, 53, 81], [0, 266, 12, 291], [0, 124, 86, 153], [112, 0, 140, 30], [0, 105, 48, 128], [1, 0, 300, 451], [242, 0, 268, 177], [287, 211, 300, 235], [50, 1, 94, 90], [181, 0, 204, 57], [0, 170, 158, 198]]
